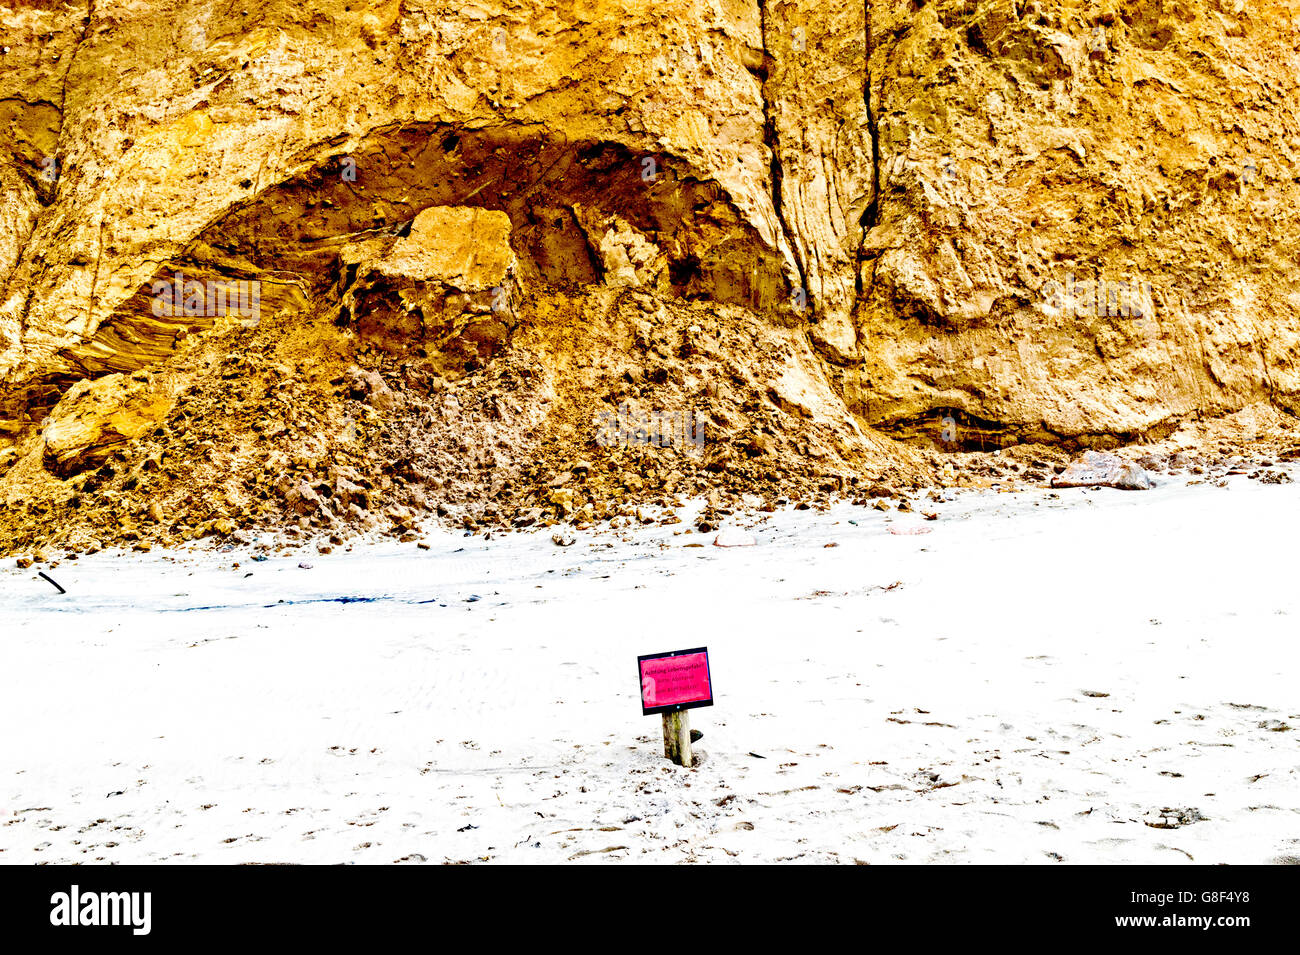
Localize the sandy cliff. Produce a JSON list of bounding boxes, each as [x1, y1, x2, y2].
[[2, 0, 1299, 552]]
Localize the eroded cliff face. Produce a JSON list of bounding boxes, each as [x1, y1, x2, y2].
[[1, 1, 1298, 552], [852, 0, 1300, 448]]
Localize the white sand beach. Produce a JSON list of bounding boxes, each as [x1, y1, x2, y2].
[[3, 474, 1298, 864]]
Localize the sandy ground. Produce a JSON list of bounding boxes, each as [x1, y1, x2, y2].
[[2, 473, 1299, 865]]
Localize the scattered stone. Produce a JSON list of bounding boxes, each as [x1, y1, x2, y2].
[[1256, 470, 1293, 484], [345, 366, 397, 411], [1051, 451, 1155, 490], [1143, 807, 1205, 829], [285, 480, 324, 516], [549, 487, 576, 515]]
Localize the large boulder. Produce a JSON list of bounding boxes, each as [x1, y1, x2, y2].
[[371, 206, 516, 290], [42, 372, 174, 478], [339, 206, 521, 368]]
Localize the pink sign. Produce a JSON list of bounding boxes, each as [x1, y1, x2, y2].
[[638, 648, 713, 715]]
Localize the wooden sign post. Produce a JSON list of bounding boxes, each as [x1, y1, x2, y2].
[[662, 710, 692, 767], [638, 647, 713, 767]]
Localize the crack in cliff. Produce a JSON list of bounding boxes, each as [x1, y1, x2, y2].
[[5, 1, 95, 377], [0, 96, 62, 111], [846, 0, 882, 311], [54, 0, 94, 180], [860, 0, 881, 238], [755, 0, 811, 319]]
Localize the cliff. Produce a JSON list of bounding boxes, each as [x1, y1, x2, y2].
[[2, 0, 1299, 552]]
